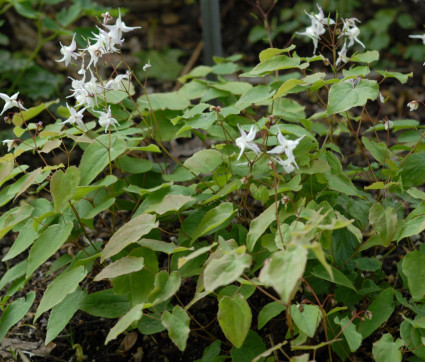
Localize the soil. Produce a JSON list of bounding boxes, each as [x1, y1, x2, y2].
[[1, 0, 425, 361]]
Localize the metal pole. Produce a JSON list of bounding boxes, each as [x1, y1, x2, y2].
[[200, 0, 223, 66]]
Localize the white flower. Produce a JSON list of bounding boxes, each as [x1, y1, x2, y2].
[[379, 92, 386, 103], [96, 106, 119, 132], [104, 8, 141, 40], [297, 5, 334, 54], [2, 139, 14, 152], [62, 103, 86, 128], [407, 101, 419, 111], [309, 4, 335, 26], [105, 71, 130, 90], [84, 70, 103, 98], [275, 157, 296, 174], [341, 18, 364, 48], [0, 92, 27, 115], [56, 34, 78, 67], [84, 41, 104, 69], [91, 27, 122, 54], [336, 41, 348, 67], [409, 34, 425, 45], [384, 120, 394, 131], [268, 130, 304, 166], [297, 26, 322, 55], [143, 63, 151, 71], [235, 125, 261, 160]]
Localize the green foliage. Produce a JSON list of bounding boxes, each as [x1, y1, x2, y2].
[[1, 5, 425, 361]]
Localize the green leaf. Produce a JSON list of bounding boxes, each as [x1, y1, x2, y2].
[[0, 292, 35, 340], [50, 166, 80, 213], [104, 87, 135, 104], [94, 256, 144, 281], [334, 316, 362, 352], [400, 152, 425, 187], [178, 244, 216, 269], [343, 66, 370, 77], [362, 137, 388, 164], [14, 167, 43, 201], [144, 194, 194, 215], [183, 149, 222, 175], [396, 215, 425, 241], [57, 3, 81, 26], [369, 204, 397, 247], [212, 62, 238, 75], [137, 238, 191, 254], [376, 70, 412, 84], [0, 260, 27, 290], [259, 46, 295, 62], [105, 304, 144, 344], [0, 203, 33, 239], [372, 334, 404, 362], [291, 304, 322, 338], [402, 251, 425, 300], [137, 92, 190, 111], [35, 266, 88, 321], [101, 213, 158, 261], [258, 301, 285, 330], [178, 65, 212, 83], [327, 79, 379, 115], [79, 135, 126, 185], [80, 197, 115, 220], [204, 247, 252, 292], [230, 330, 266, 361], [45, 288, 86, 344], [400, 318, 425, 359], [191, 203, 235, 244], [74, 175, 117, 200], [148, 271, 181, 305], [161, 306, 190, 351], [357, 288, 394, 338], [115, 156, 152, 174], [236, 85, 273, 107], [13, 1, 40, 19], [259, 246, 307, 303], [240, 55, 301, 77], [128, 144, 161, 153], [26, 222, 73, 278], [212, 82, 253, 95], [80, 289, 130, 318], [218, 295, 252, 348], [138, 313, 166, 335], [312, 264, 357, 291], [355, 257, 382, 272], [324, 172, 359, 196], [351, 50, 380, 63], [0, 160, 14, 185], [274, 73, 325, 99], [195, 340, 222, 362], [247, 202, 277, 252]]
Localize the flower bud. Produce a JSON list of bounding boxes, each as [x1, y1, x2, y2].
[[407, 100, 419, 111]]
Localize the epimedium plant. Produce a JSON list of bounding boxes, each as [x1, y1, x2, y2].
[[1, 5, 425, 361]]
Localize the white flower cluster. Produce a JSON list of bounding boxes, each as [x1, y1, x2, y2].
[[57, 9, 140, 132], [235, 125, 304, 174], [297, 4, 364, 65], [297, 4, 335, 55]]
